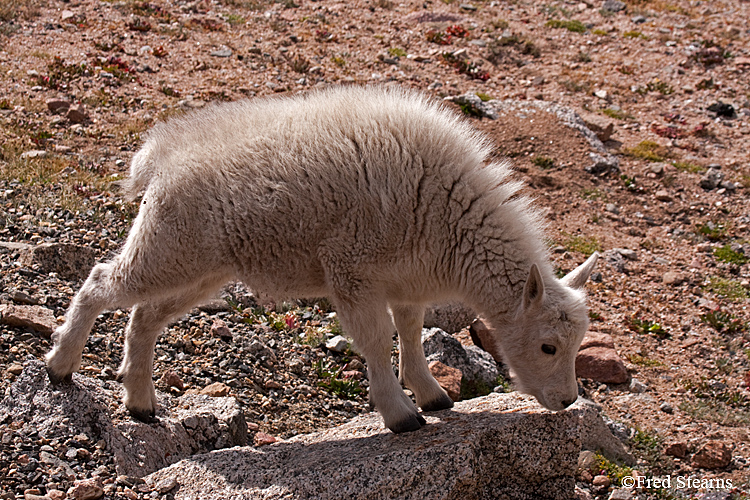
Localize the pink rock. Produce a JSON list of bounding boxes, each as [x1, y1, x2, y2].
[[579, 331, 615, 351], [592, 475, 610, 488], [67, 478, 104, 500], [575, 347, 628, 384], [23, 492, 47, 500], [469, 318, 504, 364], [264, 379, 282, 390], [253, 432, 277, 446], [341, 370, 363, 380], [663, 271, 687, 286], [47, 490, 66, 500], [428, 360, 462, 401], [200, 382, 230, 397], [654, 190, 672, 202], [574, 486, 594, 500], [664, 441, 688, 459], [160, 370, 184, 391], [343, 359, 366, 372], [66, 105, 88, 124], [121, 489, 138, 500], [692, 441, 732, 469], [46, 98, 71, 113], [0, 304, 57, 336], [210, 319, 233, 341]]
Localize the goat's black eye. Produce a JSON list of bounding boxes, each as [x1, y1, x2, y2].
[[541, 344, 556, 355]]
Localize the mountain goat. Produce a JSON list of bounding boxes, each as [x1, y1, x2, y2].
[[46, 85, 598, 433]]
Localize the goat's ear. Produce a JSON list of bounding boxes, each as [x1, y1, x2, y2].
[[561, 252, 599, 289], [523, 263, 545, 310]]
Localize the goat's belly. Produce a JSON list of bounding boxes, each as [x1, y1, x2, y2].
[[241, 263, 329, 300]]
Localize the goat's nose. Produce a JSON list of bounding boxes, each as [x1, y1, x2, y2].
[[561, 398, 577, 408]]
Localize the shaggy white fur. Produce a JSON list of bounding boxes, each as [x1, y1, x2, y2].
[[46, 85, 598, 433]]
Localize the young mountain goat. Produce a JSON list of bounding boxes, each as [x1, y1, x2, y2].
[[46, 85, 598, 433]]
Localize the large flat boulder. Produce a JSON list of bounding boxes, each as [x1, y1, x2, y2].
[[146, 392, 583, 500]]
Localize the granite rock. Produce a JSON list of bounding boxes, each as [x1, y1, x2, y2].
[[421, 328, 499, 389], [0, 359, 247, 478], [146, 392, 583, 500], [19, 243, 96, 281]]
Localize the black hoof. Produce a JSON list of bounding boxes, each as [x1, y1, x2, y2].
[[46, 367, 73, 386], [420, 393, 455, 412], [128, 407, 158, 424], [389, 413, 425, 434], [115, 373, 124, 383]]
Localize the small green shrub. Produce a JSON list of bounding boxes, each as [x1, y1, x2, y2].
[[630, 427, 671, 473], [623, 30, 648, 39], [624, 140, 668, 162], [701, 310, 746, 334], [646, 79, 674, 95], [697, 221, 728, 241], [602, 108, 633, 120], [561, 234, 602, 256], [704, 277, 749, 301], [680, 399, 750, 427], [580, 188, 607, 201], [532, 156, 555, 169], [626, 353, 667, 368], [545, 19, 587, 33], [620, 174, 638, 191], [225, 13, 245, 25], [592, 453, 632, 487], [426, 30, 451, 45], [671, 160, 705, 173], [313, 359, 363, 399], [714, 244, 748, 265], [680, 379, 750, 426], [628, 317, 669, 339]]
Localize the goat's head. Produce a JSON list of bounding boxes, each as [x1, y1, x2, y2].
[[496, 252, 599, 411]]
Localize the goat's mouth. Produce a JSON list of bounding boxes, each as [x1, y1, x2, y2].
[[511, 385, 561, 411], [530, 392, 555, 411], [508, 379, 546, 407]]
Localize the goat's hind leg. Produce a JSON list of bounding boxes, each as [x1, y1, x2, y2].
[[118, 282, 225, 422], [46, 262, 132, 385], [392, 303, 454, 412]]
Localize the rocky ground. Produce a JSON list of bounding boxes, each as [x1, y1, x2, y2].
[[1, 0, 750, 498]]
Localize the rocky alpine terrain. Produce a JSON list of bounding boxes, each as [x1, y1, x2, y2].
[[1, 0, 750, 498]]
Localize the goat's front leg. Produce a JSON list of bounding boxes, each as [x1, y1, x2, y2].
[[336, 300, 426, 433], [392, 303, 454, 412]]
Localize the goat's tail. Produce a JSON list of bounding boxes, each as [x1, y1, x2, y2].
[[120, 144, 156, 201]]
